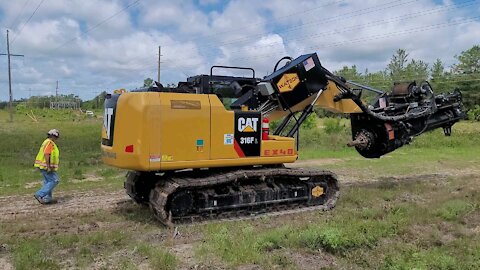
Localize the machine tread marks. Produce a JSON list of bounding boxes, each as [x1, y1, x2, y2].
[[148, 167, 339, 226]]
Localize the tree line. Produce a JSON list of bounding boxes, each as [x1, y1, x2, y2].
[[2, 45, 478, 117], [0, 92, 108, 110], [335, 45, 480, 113]]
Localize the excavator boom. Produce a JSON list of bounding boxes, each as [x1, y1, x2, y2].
[[101, 53, 465, 225]]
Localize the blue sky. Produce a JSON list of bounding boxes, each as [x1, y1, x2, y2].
[[0, 0, 479, 101]]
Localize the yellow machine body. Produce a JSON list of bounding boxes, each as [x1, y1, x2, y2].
[[100, 52, 465, 225], [268, 80, 361, 121], [101, 92, 299, 171]]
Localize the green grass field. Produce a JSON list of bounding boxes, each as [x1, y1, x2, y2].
[[0, 109, 479, 269], [0, 109, 123, 196]]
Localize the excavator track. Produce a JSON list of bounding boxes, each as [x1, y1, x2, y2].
[[148, 167, 339, 226]]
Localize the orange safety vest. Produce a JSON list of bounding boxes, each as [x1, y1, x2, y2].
[[34, 138, 60, 171]]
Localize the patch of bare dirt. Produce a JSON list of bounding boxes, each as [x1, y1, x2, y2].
[[171, 243, 201, 270], [24, 174, 104, 188], [292, 157, 480, 185], [342, 170, 480, 187], [284, 249, 337, 270], [86, 248, 150, 270], [289, 158, 350, 167], [70, 173, 104, 183], [236, 265, 262, 270], [0, 257, 14, 270], [24, 181, 40, 189], [462, 209, 480, 235], [0, 244, 13, 270], [0, 190, 129, 221], [1, 162, 479, 269]]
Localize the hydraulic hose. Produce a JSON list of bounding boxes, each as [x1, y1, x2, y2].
[[323, 70, 437, 122], [273, 56, 293, 72]]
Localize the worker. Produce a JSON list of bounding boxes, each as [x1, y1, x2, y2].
[[33, 129, 61, 204]]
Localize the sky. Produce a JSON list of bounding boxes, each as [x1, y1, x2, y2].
[[0, 0, 479, 101]]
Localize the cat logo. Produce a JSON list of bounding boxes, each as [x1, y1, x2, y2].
[[238, 117, 259, 132]]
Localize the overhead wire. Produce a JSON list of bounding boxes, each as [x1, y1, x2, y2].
[[184, 0, 349, 42], [53, 0, 141, 51], [45, 0, 348, 75], [11, 0, 46, 44], [177, 0, 421, 52], [7, 0, 479, 98], [158, 0, 449, 72], [159, 16, 479, 71], [1, 1, 424, 81], [179, 0, 479, 61], [9, 0, 32, 31]]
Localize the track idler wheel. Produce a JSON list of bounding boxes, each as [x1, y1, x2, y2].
[[169, 190, 194, 217], [124, 171, 156, 205]]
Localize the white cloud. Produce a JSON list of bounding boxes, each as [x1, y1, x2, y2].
[[139, 0, 209, 35], [12, 18, 82, 55], [215, 34, 288, 76], [0, 0, 478, 101]]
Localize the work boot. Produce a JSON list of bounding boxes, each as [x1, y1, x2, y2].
[[43, 198, 58, 205], [34, 194, 45, 205]]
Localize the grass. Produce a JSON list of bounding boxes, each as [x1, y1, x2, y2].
[[383, 245, 460, 270], [195, 175, 480, 269], [136, 243, 177, 270], [378, 230, 480, 270], [0, 203, 175, 269], [434, 199, 477, 221], [1, 109, 480, 269], [12, 239, 61, 270], [0, 109, 123, 196], [8, 229, 177, 270]]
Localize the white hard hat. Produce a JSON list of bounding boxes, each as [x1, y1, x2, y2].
[[47, 129, 60, 138]]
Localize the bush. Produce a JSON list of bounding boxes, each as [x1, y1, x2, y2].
[[323, 118, 346, 134], [467, 105, 480, 121], [302, 113, 318, 130]]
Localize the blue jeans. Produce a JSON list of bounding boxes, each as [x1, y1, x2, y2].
[[35, 169, 59, 203]]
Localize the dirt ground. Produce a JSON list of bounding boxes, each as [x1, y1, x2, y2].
[[4, 158, 477, 223], [0, 159, 479, 269]]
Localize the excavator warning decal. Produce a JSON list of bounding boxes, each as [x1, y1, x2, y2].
[[234, 112, 261, 157], [276, 73, 300, 93]]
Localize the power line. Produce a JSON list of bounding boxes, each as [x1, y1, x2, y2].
[[11, 0, 46, 44], [160, 16, 479, 71], [53, 0, 141, 51], [1, 30, 25, 122], [192, 0, 479, 59], [186, 0, 349, 42], [9, 0, 32, 30], [176, 0, 420, 53], [155, 0, 430, 70]]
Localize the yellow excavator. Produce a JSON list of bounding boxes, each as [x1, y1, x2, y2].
[[101, 53, 464, 225]]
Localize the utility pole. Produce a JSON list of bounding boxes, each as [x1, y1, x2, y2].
[[157, 46, 162, 83], [0, 30, 24, 122], [55, 80, 58, 101]]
